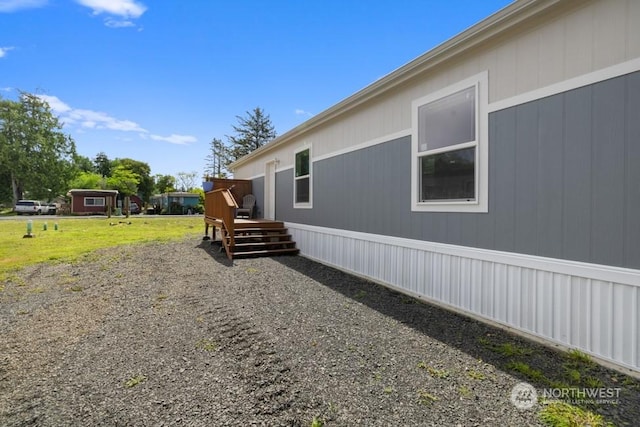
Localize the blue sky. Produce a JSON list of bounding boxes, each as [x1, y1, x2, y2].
[[1, 0, 512, 179]]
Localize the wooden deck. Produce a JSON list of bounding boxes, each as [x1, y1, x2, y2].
[[203, 183, 298, 259]]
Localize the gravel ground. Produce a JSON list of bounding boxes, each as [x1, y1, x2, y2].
[[1, 237, 638, 426]]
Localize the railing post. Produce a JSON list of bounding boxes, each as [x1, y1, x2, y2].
[[204, 188, 238, 260]]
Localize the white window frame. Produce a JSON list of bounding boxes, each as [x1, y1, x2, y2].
[[84, 197, 105, 207], [411, 71, 488, 212], [293, 145, 312, 209]]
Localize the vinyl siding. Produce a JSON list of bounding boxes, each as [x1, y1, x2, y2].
[[268, 71, 640, 269]]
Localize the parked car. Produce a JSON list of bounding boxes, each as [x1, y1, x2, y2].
[[129, 202, 140, 214], [45, 203, 58, 215], [14, 200, 44, 215]]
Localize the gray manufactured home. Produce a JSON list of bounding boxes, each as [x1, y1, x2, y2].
[[229, 0, 640, 375]]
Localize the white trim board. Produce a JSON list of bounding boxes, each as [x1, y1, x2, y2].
[[286, 222, 640, 287]]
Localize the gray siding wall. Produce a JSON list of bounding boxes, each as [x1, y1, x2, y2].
[[272, 71, 640, 269]]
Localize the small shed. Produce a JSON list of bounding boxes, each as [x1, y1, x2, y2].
[[67, 189, 118, 215]]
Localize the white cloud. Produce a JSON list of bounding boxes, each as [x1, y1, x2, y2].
[[0, 0, 47, 13], [75, 0, 146, 19], [0, 46, 15, 58], [0, 87, 12, 92], [70, 108, 147, 132], [36, 94, 146, 132], [149, 134, 197, 145], [295, 108, 313, 117], [104, 18, 135, 28], [37, 94, 72, 113], [35, 94, 196, 146]]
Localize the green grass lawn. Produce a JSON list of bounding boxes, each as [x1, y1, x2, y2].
[[0, 216, 205, 280]]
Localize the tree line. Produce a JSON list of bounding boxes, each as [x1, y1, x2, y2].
[[1, 92, 277, 206]]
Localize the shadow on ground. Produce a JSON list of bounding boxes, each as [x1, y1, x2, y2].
[[270, 254, 640, 426], [196, 238, 233, 267]]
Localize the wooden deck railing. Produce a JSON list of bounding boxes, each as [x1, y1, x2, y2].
[[204, 188, 238, 259]]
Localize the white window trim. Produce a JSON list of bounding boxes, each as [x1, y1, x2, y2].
[[411, 71, 488, 213], [293, 144, 312, 209], [84, 197, 105, 207]]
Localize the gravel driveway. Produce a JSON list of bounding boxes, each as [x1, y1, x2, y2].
[[1, 237, 638, 426]]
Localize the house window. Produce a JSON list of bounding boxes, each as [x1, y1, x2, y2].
[[411, 72, 488, 212], [84, 197, 105, 207], [294, 146, 312, 208]]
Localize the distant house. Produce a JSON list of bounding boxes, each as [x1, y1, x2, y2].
[[228, 0, 640, 374], [150, 192, 200, 214], [67, 189, 118, 215]]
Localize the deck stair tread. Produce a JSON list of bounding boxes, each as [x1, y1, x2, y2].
[[233, 240, 296, 248], [233, 227, 289, 233], [233, 237, 292, 244], [233, 247, 300, 258]]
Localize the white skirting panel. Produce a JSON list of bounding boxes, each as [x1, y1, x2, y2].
[[286, 222, 640, 375]]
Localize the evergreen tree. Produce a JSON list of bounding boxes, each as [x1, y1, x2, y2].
[[205, 137, 229, 178], [227, 107, 276, 163], [94, 152, 112, 177]]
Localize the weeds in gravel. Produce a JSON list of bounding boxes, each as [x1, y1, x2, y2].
[[467, 369, 486, 381], [383, 386, 394, 394], [506, 361, 547, 383], [459, 386, 472, 397], [70, 285, 83, 292], [417, 362, 450, 379], [564, 367, 581, 383], [566, 349, 594, 367], [310, 416, 324, 427], [196, 338, 217, 352], [417, 389, 438, 405], [354, 289, 367, 299], [478, 336, 533, 357], [125, 375, 146, 388], [539, 401, 612, 427]]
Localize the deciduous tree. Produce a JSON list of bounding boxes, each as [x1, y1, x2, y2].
[[176, 171, 197, 192], [0, 92, 77, 203], [154, 174, 176, 194], [112, 158, 153, 202], [106, 165, 140, 196]]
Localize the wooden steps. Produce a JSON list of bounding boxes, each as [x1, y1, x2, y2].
[[211, 220, 299, 259], [231, 224, 298, 258]]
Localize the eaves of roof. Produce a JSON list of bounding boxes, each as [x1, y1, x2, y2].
[[67, 189, 119, 194], [230, 0, 563, 171]]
